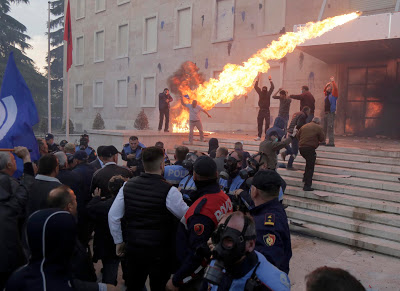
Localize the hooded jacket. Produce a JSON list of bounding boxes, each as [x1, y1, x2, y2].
[[266, 117, 286, 140], [6, 209, 76, 291], [208, 138, 219, 158]]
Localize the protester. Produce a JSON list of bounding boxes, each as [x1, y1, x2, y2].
[[249, 171, 292, 274], [76, 134, 97, 163], [90, 145, 132, 198], [27, 154, 61, 216], [167, 156, 232, 289], [298, 117, 325, 191], [55, 151, 82, 200], [234, 142, 250, 169], [72, 150, 96, 245], [60, 139, 68, 152], [290, 85, 315, 123], [208, 138, 219, 158], [266, 116, 286, 143], [0, 147, 34, 289], [254, 73, 275, 141], [89, 145, 106, 170], [323, 77, 339, 147], [164, 146, 190, 186], [88, 176, 127, 286], [214, 146, 228, 175], [273, 88, 292, 129], [159, 88, 173, 132], [181, 97, 212, 144], [204, 212, 290, 290], [121, 136, 146, 174], [36, 138, 49, 157], [65, 142, 76, 155], [306, 266, 366, 291], [109, 147, 188, 290], [219, 151, 246, 195], [45, 133, 60, 153], [155, 141, 171, 165], [282, 106, 311, 170]]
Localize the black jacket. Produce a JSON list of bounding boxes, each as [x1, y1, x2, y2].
[[287, 111, 308, 134], [254, 80, 275, 110], [290, 91, 315, 114], [27, 176, 61, 216], [159, 92, 173, 110], [89, 158, 102, 171], [90, 163, 132, 198], [123, 173, 174, 251], [48, 143, 60, 153], [0, 163, 34, 274], [57, 169, 83, 200], [87, 196, 118, 261]]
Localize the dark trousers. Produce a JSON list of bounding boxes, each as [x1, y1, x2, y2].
[[102, 258, 120, 285], [158, 108, 170, 131], [257, 109, 270, 138], [126, 250, 171, 291], [299, 147, 317, 187], [0, 271, 12, 290], [286, 137, 299, 167]]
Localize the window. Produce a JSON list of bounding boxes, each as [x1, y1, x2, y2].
[[117, 23, 129, 58], [76, 0, 85, 19], [143, 14, 158, 54], [93, 81, 104, 107], [95, 0, 105, 13], [117, 0, 130, 5], [115, 79, 128, 107], [212, 0, 235, 42], [174, 6, 192, 49], [141, 75, 156, 107], [75, 83, 83, 108], [94, 30, 105, 62], [213, 70, 230, 107], [75, 36, 84, 66], [258, 0, 286, 36]]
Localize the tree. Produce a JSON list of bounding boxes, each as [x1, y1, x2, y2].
[[92, 113, 105, 130], [45, 0, 64, 122], [0, 0, 48, 121], [134, 110, 149, 130]]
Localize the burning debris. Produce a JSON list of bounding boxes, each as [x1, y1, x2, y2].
[[168, 12, 360, 133]]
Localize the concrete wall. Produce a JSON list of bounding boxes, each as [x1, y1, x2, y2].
[[63, 0, 391, 134]]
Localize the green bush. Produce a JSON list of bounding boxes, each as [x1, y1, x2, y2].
[[92, 113, 105, 130], [61, 119, 74, 134]]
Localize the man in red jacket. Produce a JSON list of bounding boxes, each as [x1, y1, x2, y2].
[[290, 86, 315, 123]]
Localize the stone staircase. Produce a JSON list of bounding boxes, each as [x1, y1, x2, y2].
[[168, 138, 400, 257]]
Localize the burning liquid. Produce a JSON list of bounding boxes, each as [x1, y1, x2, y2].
[[172, 12, 360, 133]]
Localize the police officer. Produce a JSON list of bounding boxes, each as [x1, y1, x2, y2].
[[155, 141, 171, 165], [249, 170, 292, 274], [204, 212, 290, 290], [121, 136, 146, 175], [166, 156, 233, 290], [164, 146, 189, 186], [75, 134, 97, 163], [178, 152, 202, 201], [219, 151, 246, 195], [45, 133, 60, 153]]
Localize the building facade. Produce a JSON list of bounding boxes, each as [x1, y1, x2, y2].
[[64, 0, 400, 138]]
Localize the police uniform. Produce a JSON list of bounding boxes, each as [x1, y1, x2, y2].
[[75, 145, 97, 163], [219, 175, 245, 194], [173, 156, 233, 288], [164, 164, 189, 186], [207, 250, 290, 291], [121, 142, 146, 171], [250, 171, 292, 274]]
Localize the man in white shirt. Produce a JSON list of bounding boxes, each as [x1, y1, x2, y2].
[[181, 98, 211, 144], [108, 146, 188, 290]]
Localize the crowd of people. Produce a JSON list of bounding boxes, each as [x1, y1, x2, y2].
[[0, 111, 366, 291]]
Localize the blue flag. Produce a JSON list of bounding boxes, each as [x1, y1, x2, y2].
[[0, 52, 40, 176]]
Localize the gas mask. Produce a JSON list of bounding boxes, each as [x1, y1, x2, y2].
[[220, 156, 240, 180], [182, 153, 198, 175], [239, 153, 264, 180], [204, 214, 256, 285]]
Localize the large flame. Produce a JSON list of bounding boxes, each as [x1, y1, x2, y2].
[[172, 12, 360, 132]]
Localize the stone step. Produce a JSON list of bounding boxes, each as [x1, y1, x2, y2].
[[284, 185, 400, 214], [284, 195, 400, 228], [184, 139, 400, 158], [286, 207, 400, 243], [278, 168, 400, 193], [288, 219, 400, 258], [175, 144, 400, 174], [284, 176, 400, 205]]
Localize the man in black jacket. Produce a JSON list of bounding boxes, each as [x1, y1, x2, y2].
[[55, 151, 83, 201], [0, 147, 34, 289], [159, 88, 173, 132], [254, 73, 275, 141], [89, 145, 105, 171], [289, 86, 315, 123], [27, 154, 61, 216], [109, 147, 188, 290]]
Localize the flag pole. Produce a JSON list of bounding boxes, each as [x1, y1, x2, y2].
[[47, 1, 51, 133], [66, 70, 70, 140]]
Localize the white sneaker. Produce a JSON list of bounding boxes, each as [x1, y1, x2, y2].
[[254, 137, 261, 141]]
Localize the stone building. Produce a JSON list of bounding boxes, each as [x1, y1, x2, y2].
[[64, 0, 400, 138]]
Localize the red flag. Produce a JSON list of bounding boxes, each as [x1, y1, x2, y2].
[[63, 0, 73, 71]]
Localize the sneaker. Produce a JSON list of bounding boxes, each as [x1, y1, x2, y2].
[[303, 186, 314, 191], [281, 151, 287, 161], [286, 166, 297, 171], [164, 129, 169, 132], [326, 143, 335, 147], [254, 137, 261, 141]]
